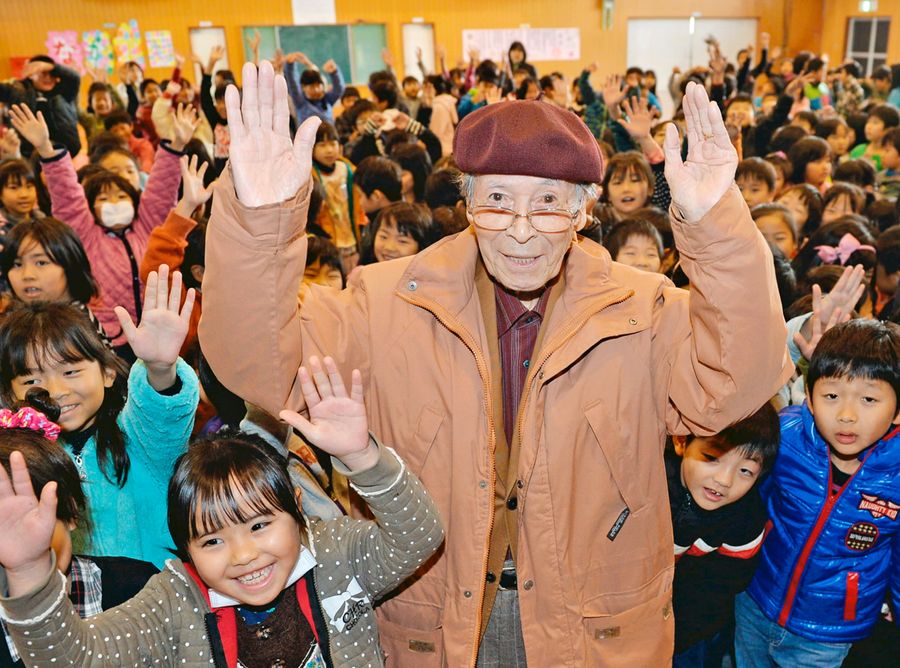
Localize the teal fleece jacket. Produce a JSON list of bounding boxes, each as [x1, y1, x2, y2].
[[67, 359, 199, 568]]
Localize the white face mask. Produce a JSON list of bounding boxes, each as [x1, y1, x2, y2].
[[99, 200, 134, 229]]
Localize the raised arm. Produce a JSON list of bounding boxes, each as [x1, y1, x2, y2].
[[660, 82, 792, 434], [322, 60, 345, 106], [9, 104, 98, 243], [199, 62, 371, 417], [51, 63, 81, 104]]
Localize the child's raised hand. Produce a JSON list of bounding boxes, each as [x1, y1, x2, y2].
[[0, 127, 21, 161], [171, 103, 201, 152], [0, 451, 57, 595], [115, 264, 195, 390], [793, 265, 864, 359], [619, 95, 653, 139], [8, 104, 53, 158], [280, 356, 376, 472], [176, 154, 215, 216]]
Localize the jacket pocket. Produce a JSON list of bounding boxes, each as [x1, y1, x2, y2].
[[844, 572, 859, 621], [584, 401, 649, 514], [582, 570, 674, 667], [403, 405, 444, 477], [378, 617, 444, 667]]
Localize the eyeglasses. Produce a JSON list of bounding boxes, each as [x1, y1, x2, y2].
[[468, 205, 579, 233]]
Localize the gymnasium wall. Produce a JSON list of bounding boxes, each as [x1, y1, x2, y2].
[[1, 0, 897, 93]]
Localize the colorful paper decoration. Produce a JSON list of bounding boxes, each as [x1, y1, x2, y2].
[[82, 30, 115, 74], [112, 19, 145, 68], [45, 31, 85, 74], [145, 30, 175, 68]]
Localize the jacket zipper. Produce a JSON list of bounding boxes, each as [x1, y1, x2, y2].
[[776, 442, 876, 627], [399, 292, 496, 668]]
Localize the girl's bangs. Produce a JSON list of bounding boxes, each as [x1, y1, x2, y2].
[[14, 326, 96, 377], [189, 467, 292, 540]]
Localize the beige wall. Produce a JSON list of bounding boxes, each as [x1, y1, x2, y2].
[[0, 0, 895, 91]]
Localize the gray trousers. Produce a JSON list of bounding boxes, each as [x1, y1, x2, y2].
[[476, 587, 528, 667]]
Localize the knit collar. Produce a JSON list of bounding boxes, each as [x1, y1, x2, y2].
[[208, 547, 317, 608]]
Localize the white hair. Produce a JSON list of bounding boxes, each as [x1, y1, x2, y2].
[[455, 173, 597, 211]]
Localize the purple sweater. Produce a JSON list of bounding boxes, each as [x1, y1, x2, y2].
[[42, 144, 181, 344]]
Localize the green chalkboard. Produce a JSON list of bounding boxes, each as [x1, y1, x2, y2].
[[278, 25, 352, 85], [242, 26, 278, 63], [350, 24, 388, 85]]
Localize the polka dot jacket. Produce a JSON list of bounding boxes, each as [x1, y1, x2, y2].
[[0, 443, 445, 667]]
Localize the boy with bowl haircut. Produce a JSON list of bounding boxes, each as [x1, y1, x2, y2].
[[736, 319, 900, 667], [668, 403, 781, 666]]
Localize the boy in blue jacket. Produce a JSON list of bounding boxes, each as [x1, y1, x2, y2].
[[736, 319, 900, 667]]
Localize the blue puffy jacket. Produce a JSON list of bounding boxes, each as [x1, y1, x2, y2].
[[747, 404, 900, 642]]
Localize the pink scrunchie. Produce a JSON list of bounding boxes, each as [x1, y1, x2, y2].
[[0, 407, 61, 441], [815, 233, 875, 266]]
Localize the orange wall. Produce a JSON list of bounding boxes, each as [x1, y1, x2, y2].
[[335, 0, 788, 80], [0, 1, 293, 83], [1, 0, 894, 94], [821, 0, 900, 65]]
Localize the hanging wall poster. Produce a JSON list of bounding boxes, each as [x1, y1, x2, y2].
[[113, 19, 145, 68], [82, 30, 115, 74], [45, 31, 85, 73], [145, 30, 176, 68]]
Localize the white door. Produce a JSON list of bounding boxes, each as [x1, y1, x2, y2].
[[626, 17, 758, 119]]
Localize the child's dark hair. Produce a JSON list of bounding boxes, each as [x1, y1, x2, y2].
[[341, 85, 360, 103], [769, 124, 808, 155], [355, 156, 403, 202], [882, 126, 900, 153], [139, 79, 159, 97], [600, 152, 655, 204], [306, 235, 346, 288], [0, 302, 130, 486], [0, 389, 88, 527], [866, 199, 899, 234], [792, 218, 878, 280], [83, 171, 141, 217], [346, 99, 376, 128], [685, 402, 781, 473], [788, 136, 830, 185], [86, 82, 117, 114], [0, 159, 35, 192], [832, 159, 876, 191], [736, 157, 777, 192], [89, 145, 140, 176], [751, 203, 798, 244], [603, 219, 664, 261], [768, 242, 798, 315], [424, 168, 464, 210], [315, 121, 340, 145], [868, 104, 900, 131], [778, 183, 823, 237], [0, 217, 99, 304], [793, 110, 819, 133], [370, 79, 398, 108], [807, 319, 900, 401], [102, 110, 133, 132], [183, 222, 206, 292], [360, 202, 442, 265], [815, 117, 849, 142], [876, 225, 900, 275], [763, 152, 791, 188], [390, 142, 433, 202], [822, 182, 866, 215], [623, 206, 673, 250], [167, 429, 306, 561]]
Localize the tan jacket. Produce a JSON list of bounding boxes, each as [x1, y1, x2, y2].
[[200, 171, 793, 667]]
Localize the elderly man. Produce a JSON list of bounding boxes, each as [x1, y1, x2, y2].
[[200, 62, 791, 666]]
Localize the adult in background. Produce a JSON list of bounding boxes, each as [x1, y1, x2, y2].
[[200, 61, 792, 666], [0, 56, 81, 157]]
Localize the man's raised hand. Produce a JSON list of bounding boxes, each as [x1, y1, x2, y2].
[[225, 61, 321, 207]]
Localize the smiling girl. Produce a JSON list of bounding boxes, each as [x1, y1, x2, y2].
[[0, 265, 199, 568], [0, 357, 442, 668]]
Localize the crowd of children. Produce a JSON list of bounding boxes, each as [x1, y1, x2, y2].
[[0, 27, 898, 667]]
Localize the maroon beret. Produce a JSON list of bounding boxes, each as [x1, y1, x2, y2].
[[453, 100, 604, 183]]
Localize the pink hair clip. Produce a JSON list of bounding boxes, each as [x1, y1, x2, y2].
[[0, 407, 62, 441], [815, 233, 875, 266]]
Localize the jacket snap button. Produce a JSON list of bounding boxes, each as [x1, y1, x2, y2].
[[479, 480, 487, 489], [407, 280, 418, 291], [516, 479, 524, 489], [538, 371, 544, 379], [464, 590, 472, 597], [629, 318, 637, 325], [485, 571, 496, 583], [522, 580, 534, 590], [506, 497, 518, 510]]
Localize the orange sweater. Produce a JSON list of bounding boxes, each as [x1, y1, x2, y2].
[[138, 209, 202, 355]]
